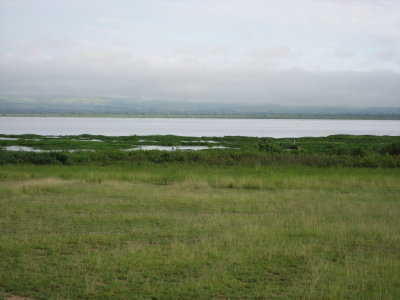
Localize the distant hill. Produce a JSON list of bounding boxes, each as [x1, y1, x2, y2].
[[1, 95, 399, 119]]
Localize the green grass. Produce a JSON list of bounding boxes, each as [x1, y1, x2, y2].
[[1, 164, 399, 299]]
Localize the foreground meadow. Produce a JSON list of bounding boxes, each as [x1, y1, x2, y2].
[[0, 163, 399, 299]]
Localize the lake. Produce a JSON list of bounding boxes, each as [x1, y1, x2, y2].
[[0, 117, 399, 137]]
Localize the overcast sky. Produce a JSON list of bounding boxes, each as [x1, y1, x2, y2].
[[0, 0, 399, 106]]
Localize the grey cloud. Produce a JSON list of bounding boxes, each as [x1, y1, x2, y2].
[[371, 49, 399, 62], [332, 50, 355, 60], [0, 53, 399, 107], [245, 46, 302, 69], [208, 46, 232, 56], [174, 45, 232, 57], [250, 46, 299, 59]]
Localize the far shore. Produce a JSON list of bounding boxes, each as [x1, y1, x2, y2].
[[1, 113, 400, 120]]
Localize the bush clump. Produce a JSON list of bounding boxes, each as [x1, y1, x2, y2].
[[381, 143, 400, 155]]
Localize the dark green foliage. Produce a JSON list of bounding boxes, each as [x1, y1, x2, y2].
[[381, 142, 400, 155], [0, 149, 398, 168], [351, 147, 367, 157], [258, 138, 282, 153]]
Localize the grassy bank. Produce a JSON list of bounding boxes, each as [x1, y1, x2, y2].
[[1, 164, 399, 299]]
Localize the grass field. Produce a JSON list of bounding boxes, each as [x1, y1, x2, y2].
[[1, 163, 399, 299]]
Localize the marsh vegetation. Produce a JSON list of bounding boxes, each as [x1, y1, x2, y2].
[[0, 134, 399, 168]]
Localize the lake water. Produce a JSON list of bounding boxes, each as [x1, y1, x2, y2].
[[0, 117, 399, 137]]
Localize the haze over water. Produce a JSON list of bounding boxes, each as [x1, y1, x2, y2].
[[0, 117, 399, 138]]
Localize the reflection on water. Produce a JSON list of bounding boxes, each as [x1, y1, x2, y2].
[[2, 145, 229, 152], [126, 145, 229, 151], [0, 117, 399, 137], [5, 146, 43, 152], [74, 139, 103, 142], [4, 146, 94, 152], [138, 140, 158, 143], [0, 137, 18, 140], [181, 140, 220, 143]]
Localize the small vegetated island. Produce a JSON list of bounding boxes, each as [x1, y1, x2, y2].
[[1, 134, 399, 299]]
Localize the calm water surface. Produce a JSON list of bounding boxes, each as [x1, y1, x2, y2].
[[0, 117, 399, 137]]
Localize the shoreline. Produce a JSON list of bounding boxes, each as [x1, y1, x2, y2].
[[1, 113, 400, 120]]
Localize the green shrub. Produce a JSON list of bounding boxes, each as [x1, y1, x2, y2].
[[258, 138, 282, 153], [381, 143, 400, 155]]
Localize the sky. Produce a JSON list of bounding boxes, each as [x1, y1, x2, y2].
[[0, 0, 399, 107]]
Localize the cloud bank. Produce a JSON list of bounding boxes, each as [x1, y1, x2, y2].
[[0, 0, 399, 106]]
